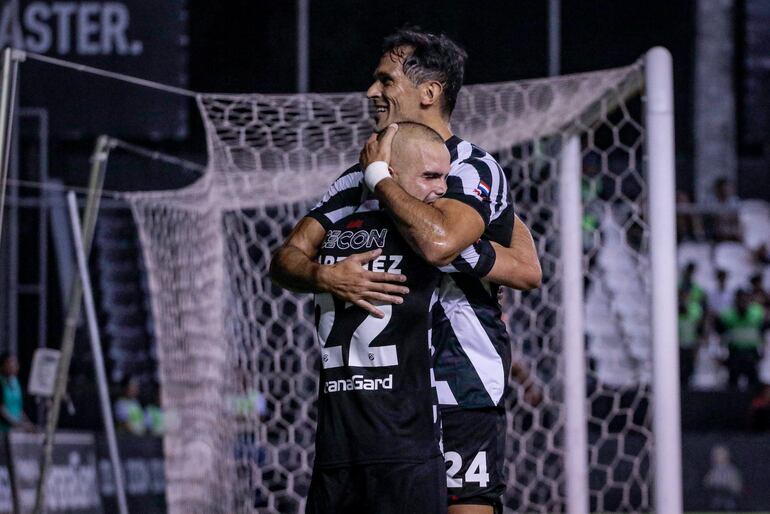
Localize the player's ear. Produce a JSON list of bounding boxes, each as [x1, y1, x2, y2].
[[420, 80, 444, 108], [388, 165, 396, 179]]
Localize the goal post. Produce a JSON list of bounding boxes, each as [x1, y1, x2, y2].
[[116, 49, 678, 513], [560, 135, 589, 514], [645, 47, 683, 514]]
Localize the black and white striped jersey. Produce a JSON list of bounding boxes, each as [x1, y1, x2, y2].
[[432, 136, 514, 409], [306, 135, 515, 410]]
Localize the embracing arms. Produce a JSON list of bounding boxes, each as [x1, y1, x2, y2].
[[270, 126, 541, 316], [373, 180, 485, 266], [362, 125, 541, 287], [269, 216, 409, 317], [486, 214, 542, 290]]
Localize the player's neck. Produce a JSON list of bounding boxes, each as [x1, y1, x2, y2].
[[421, 116, 453, 141]]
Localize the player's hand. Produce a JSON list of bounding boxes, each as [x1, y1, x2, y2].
[[359, 123, 398, 169], [318, 248, 409, 318], [522, 381, 543, 407], [511, 361, 543, 407]]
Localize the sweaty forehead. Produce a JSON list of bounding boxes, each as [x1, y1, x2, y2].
[[418, 142, 450, 171]]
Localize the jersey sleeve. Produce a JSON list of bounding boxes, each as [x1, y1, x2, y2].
[[438, 238, 496, 277], [443, 157, 505, 229], [305, 164, 364, 230]]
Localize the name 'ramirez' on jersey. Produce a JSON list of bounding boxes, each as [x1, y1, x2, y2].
[[313, 210, 441, 468]]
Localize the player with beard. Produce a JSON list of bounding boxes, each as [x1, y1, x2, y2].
[[271, 28, 541, 514]]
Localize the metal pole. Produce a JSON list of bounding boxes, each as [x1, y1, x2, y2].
[[0, 48, 21, 247], [645, 47, 683, 514], [25, 109, 50, 359], [39, 114, 49, 410], [66, 192, 129, 514], [33, 136, 111, 514], [560, 135, 589, 514], [548, 0, 561, 76], [297, 0, 310, 93], [6, 67, 20, 356]]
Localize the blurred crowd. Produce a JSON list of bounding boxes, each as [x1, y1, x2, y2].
[[113, 375, 266, 438], [113, 376, 166, 437], [676, 178, 770, 431]]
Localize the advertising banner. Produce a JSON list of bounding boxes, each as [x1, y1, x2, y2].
[[95, 434, 165, 514], [0, 0, 189, 139], [0, 439, 13, 514], [7, 431, 102, 514]]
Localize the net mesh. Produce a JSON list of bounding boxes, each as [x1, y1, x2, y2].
[[126, 60, 653, 513]]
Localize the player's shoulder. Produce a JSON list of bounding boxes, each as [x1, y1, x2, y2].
[[326, 163, 364, 193], [447, 137, 505, 191], [334, 162, 364, 182], [340, 162, 363, 177], [447, 136, 500, 170]]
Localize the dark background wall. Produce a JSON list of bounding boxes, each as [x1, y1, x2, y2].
[[183, 0, 697, 190]]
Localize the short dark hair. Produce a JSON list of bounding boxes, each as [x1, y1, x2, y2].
[[383, 26, 467, 117]]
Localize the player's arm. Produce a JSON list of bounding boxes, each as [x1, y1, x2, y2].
[[269, 217, 409, 318], [362, 126, 485, 266], [269, 216, 328, 293], [441, 216, 541, 290], [375, 182, 483, 266], [269, 166, 411, 318], [486, 214, 542, 290]]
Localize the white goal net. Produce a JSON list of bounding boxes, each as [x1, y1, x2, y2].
[[125, 59, 654, 513]]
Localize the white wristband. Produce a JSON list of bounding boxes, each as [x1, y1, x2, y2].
[[364, 161, 391, 192]]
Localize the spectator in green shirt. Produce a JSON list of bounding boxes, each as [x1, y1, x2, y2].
[[717, 290, 768, 391], [679, 289, 705, 388], [144, 388, 165, 437], [0, 353, 33, 432], [114, 376, 146, 436], [680, 262, 706, 309]]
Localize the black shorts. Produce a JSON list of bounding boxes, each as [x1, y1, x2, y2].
[[441, 407, 506, 511], [306, 455, 447, 514]]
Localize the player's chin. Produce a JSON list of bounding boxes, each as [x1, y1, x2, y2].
[[373, 113, 390, 131]]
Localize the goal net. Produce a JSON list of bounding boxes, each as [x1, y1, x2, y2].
[[125, 59, 653, 513]]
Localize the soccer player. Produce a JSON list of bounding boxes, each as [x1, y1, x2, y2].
[[306, 122, 456, 514], [270, 28, 541, 514]]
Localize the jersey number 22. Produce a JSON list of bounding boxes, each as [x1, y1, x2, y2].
[[314, 293, 398, 369]]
